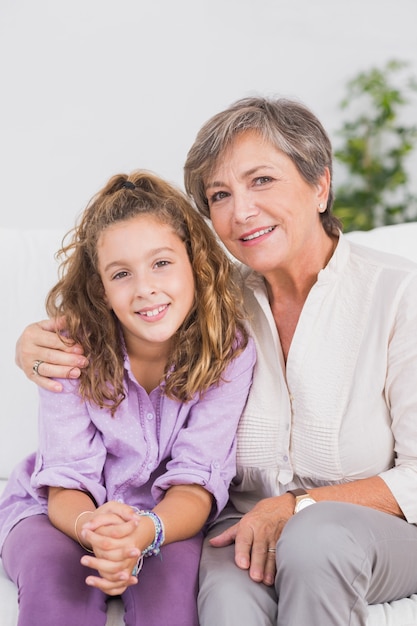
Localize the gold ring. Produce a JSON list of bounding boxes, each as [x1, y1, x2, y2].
[[32, 360, 44, 375], [267, 548, 276, 553]]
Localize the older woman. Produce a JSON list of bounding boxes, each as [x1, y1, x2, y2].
[[15, 97, 417, 626]]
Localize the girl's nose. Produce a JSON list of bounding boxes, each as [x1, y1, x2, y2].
[[135, 272, 157, 297]]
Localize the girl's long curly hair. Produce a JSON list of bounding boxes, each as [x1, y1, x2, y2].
[[46, 170, 249, 414]]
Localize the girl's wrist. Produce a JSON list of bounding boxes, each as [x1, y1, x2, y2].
[[130, 509, 166, 576], [74, 510, 95, 552]]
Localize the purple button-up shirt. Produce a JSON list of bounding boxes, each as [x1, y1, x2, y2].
[[0, 339, 255, 552]]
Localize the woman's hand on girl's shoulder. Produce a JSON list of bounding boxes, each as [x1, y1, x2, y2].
[[15, 317, 88, 391]]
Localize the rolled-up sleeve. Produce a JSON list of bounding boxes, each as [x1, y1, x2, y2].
[[31, 381, 107, 507], [379, 272, 417, 522], [152, 338, 256, 518]]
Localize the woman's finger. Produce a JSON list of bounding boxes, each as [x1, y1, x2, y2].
[[16, 318, 87, 386]]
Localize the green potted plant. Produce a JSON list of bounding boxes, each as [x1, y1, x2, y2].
[[333, 59, 417, 231]]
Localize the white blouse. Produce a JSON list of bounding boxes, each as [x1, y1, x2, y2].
[[230, 234, 417, 523]]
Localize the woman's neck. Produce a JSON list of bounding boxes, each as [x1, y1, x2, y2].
[[265, 231, 337, 306], [264, 232, 338, 362]]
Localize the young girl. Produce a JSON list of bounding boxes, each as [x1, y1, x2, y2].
[[0, 171, 255, 626]]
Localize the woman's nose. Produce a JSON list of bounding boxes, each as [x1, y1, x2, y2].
[[232, 190, 259, 223]]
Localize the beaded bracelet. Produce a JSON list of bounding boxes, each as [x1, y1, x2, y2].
[[131, 555, 144, 577], [138, 510, 165, 557], [131, 508, 165, 576]]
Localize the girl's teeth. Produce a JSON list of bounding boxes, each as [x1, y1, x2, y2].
[[141, 305, 166, 317]]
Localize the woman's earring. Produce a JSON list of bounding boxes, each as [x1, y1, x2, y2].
[[318, 202, 325, 212]]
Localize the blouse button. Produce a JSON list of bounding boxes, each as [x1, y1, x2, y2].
[[146, 412, 154, 420]]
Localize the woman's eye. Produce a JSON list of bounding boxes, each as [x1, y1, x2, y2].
[[254, 176, 273, 185], [209, 190, 229, 204]]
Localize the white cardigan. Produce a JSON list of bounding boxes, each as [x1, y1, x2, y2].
[[230, 234, 417, 522]]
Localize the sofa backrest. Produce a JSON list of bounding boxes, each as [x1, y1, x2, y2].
[[1, 222, 417, 479], [0, 229, 64, 479]]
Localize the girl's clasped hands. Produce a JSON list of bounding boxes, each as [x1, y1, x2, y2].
[[78, 501, 152, 595]]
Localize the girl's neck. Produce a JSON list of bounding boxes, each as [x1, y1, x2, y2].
[[130, 355, 167, 394], [125, 335, 171, 395]]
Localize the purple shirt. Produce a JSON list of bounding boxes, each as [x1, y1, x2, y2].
[[0, 339, 255, 552]]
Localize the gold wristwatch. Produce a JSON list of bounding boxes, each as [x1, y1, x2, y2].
[[288, 488, 316, 514]]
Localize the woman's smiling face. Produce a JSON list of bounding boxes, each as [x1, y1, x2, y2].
[[204, 130, 330, 276]]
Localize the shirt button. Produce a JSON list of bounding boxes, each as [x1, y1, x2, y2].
[[146, 412, 154, 420], [147, 462, 153, 470], [283, 455, 289, 462]]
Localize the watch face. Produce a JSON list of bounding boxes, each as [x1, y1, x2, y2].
[[296, 497, 316, 513]]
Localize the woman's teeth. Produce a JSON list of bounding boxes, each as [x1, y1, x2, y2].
[[242, 226, 275, 241]]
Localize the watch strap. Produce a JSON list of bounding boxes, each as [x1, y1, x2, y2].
[[287, 488, 308, 498], [287, 488, 316, 514]]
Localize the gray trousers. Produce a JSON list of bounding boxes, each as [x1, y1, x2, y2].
[[198, 502, 417, 626]]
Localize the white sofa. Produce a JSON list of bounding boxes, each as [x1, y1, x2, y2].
[[1, 223, 417, 625]]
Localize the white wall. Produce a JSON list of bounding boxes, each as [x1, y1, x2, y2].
[[1, 0, 416, 232]]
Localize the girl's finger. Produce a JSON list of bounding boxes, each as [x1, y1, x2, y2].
[[85, 573, 138, 595]]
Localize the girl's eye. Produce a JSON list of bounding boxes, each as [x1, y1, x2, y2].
[[254, 176, 273, 185], [112, 270, 129, 280], [209, 190, 229, 204], [154, 260, 170, 269]]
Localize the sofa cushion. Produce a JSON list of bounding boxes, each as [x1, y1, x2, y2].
[[345, 221, 417, 263]]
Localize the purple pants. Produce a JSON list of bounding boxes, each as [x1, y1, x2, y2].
[[2, 514, 202, 626]]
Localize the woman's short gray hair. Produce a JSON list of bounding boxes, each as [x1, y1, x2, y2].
[[184, 96, 341, 236]]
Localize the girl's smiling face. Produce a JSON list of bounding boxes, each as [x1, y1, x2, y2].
[[204, 130, 330, 277], [97, 213, 195, 354]]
